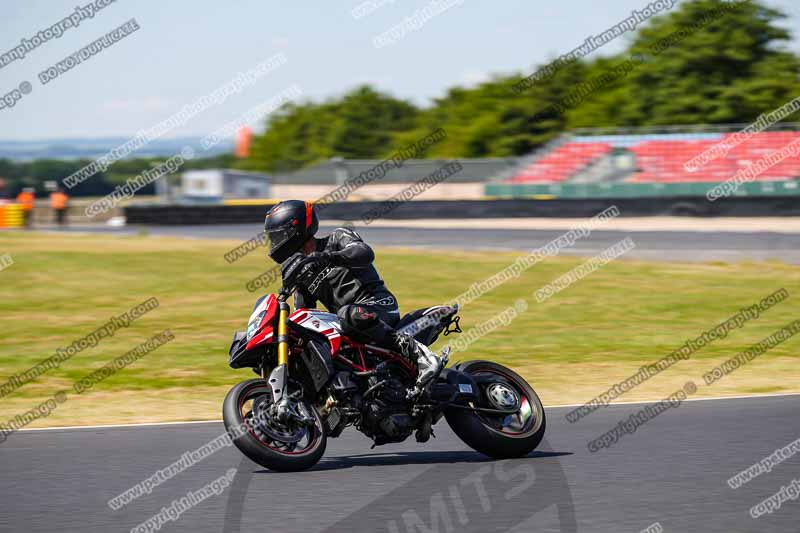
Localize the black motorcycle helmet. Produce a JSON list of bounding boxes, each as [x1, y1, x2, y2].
[[264, 200, 319, 263]]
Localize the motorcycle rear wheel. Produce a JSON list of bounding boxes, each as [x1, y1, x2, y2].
[[445, 360, 546, 458]]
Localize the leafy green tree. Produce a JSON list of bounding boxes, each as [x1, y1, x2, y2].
[[330, 86, 418, 158], [242, 0, 800, 168], [245, 86, 418, 171], [616, 0, 800, 125]]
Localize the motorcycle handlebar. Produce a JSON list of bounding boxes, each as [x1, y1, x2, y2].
[[278, 285, 292, 302]]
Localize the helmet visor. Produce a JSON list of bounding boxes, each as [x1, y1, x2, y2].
[[266, 224, 298, 252]]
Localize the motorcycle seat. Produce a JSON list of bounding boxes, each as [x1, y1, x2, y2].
[[396, 305, 459, 345]]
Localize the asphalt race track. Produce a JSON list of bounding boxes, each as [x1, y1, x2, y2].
[[2, 395, 798, 532], [56, 223, 800, 264]]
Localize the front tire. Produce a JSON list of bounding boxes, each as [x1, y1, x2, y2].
[[445, 361, 546, 459], [223, 378, 326, 472]]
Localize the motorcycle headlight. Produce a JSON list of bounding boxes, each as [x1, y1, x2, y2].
[[246, 310, 266, 340]]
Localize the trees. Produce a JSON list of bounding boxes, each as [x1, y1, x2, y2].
[[241, 0, 800, 170], [0, 154, 240, 198], [616, 0, 800, 126], [243, 86, 418, 171]]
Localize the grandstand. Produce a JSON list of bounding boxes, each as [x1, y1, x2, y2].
[[491, 125, 800, 198]]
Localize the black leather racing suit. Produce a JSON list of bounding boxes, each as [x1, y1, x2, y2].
[[291, 227, 401, 346]]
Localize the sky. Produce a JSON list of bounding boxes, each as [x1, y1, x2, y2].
[[0, 0, 798, 141]]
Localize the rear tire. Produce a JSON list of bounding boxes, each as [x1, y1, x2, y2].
[[445, 361, 545, 459], [223, 378, 326, 472]]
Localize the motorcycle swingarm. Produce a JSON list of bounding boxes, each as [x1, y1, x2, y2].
[[429, 367, 480, 402], [428, 368, 518, 415]]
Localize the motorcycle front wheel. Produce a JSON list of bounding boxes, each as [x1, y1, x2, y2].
[[222, 378, 326, 472], [445, 360, 546, 458]]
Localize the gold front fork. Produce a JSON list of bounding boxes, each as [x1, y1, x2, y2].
[[276, 302, 290, 366]]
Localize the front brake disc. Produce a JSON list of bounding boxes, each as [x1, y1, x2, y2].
[[251, 395, 307, 444]]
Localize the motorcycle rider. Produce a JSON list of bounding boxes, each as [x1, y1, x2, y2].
[[264, 200, 444, 396]]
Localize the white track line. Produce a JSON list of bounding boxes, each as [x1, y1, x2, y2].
[[18, 419, 221, 432], [547, 391, 800, 410], [17, 392, 800, 433], [328, 217, 800, 234]]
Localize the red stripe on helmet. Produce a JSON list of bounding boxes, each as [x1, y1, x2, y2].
[[305, 201, 313, 229]]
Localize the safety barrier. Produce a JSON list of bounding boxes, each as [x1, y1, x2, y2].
[[0, 204, 25, 228], [485, 180, 800, 199], [125, 195, 800, 224]]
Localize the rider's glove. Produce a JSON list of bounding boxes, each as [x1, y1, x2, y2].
[[280, 253, 303, 282], [301, 254, 330, 278], [282, 252, 330, 286]]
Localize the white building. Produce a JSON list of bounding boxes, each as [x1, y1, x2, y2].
[[181, 169, 271, 203]]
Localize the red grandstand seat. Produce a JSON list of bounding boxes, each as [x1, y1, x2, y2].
[[506, 131, 800, 185], [509, 142, 612, 183], [627, 133, 800, 183]]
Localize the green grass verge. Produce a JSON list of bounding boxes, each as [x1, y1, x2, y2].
[[0, 231, 798, 427]]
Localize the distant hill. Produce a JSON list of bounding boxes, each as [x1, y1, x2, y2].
[[0, 137, 234, 161]]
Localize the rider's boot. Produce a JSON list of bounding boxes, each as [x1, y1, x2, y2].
[[388, 332, 445, 398]]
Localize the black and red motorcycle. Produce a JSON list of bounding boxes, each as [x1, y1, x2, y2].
[[222, 274, 546, 472]]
